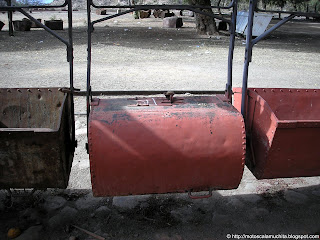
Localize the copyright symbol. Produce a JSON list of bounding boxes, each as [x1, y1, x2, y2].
[[226, 234, 231, 239]]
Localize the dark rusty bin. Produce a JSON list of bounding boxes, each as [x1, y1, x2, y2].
[[0, 88, 74, 189], [89, 95, 246, 197], [44, 20, 63, 30], [234, 88, 320, 179]]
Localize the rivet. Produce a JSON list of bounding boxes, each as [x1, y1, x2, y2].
[[254, 89, 257, 92], [297, 90, 300, 92], [7, 89, 11, 93], [263, 89, 266, 92], [243, 152, 246, 156], [289, 89, 292, 92], [306, 90, 308, 92], [242, 157, 246, 161], [242, 147, 246, 150], [280, 89, 283, 92], [314, 90, 317, 93], [271, 89, 275, 92], [48, 89, 52, 92], [242, 142, 246, 145], [38, 89, 41, 92], [242, 136, 246, 139], [17, 89, 21, 92], [242, 131, 245, 134], [241, 120, 244, 122], [27, 89, 31, 92]]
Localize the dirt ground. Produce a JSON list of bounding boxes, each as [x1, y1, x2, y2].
[[0, 9, 320, 240]]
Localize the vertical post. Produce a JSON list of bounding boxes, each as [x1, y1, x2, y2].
[[226, 0, 237, 101], [86, 0, 92, 127], [241, 0, 256, 118], [68, 0, 73, 91], [7, 0, 13, 36], [67, 0, 76, 148]]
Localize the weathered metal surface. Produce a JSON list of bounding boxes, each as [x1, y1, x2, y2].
[[233, 87, 320, 179], [89, 96, 245, 197], [13, 19, 31, 31], [0, 88, 74, 189], [44, 20, 63, 30]]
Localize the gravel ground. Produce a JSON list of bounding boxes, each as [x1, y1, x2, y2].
[[0, 10, 320, 240]]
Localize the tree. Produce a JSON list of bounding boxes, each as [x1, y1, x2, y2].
[[189, 0, 218, 35]]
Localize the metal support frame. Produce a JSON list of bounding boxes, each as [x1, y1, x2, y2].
[[240, 0, 305, 118], [0, 0, 75, 148], [77, 90, 226, 96], [86, 0, 239, 120], [1, 1, 68, 36]]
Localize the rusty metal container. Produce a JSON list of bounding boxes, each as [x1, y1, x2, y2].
[[88, 95, 245, 197], [234, 88, 320, 179], [0, 88, 74, 189], [13, 20, 32, 31], [44, 20, 63, 30]]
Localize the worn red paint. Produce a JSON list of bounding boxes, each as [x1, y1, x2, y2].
[[89, 95, 245, 196], [234, 87, 320, 179]]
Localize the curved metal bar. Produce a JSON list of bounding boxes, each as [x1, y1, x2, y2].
[[226, 0, 235, 9], [240, 3, 317, 119], [91, 3, 235, 10], [241, 0, 256, 118], [93, 5, 231, 26], [226, 0, 237, 101], [77, 90, 226, 96]]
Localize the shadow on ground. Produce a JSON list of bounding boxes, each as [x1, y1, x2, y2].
[[1, 184, 320, 239]]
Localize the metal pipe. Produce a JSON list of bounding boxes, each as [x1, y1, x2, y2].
[[241, 0, 256, 118], [18, 9, 70, 46], [226, 0, 237, 101], [7, 9, 13, 36], [91, 3, 234, 10], [87, 0, 92, 120], [252, 14, 295, 45], [67, 0, 74, 89], [92, 5, 231, 25], [92, 8, 136, 25], [76, 90, 226, 96], [67, 0, 75, 148], [6, 0, 14, 36]]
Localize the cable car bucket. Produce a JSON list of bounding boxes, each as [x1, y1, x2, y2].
[[237, 0, 320, 179], [0, 0, 76, 189], [86, 0, 246, 197]]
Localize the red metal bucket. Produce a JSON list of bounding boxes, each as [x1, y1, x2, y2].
[[234, 88, 320, 179], [89, 95, 245, 196]]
